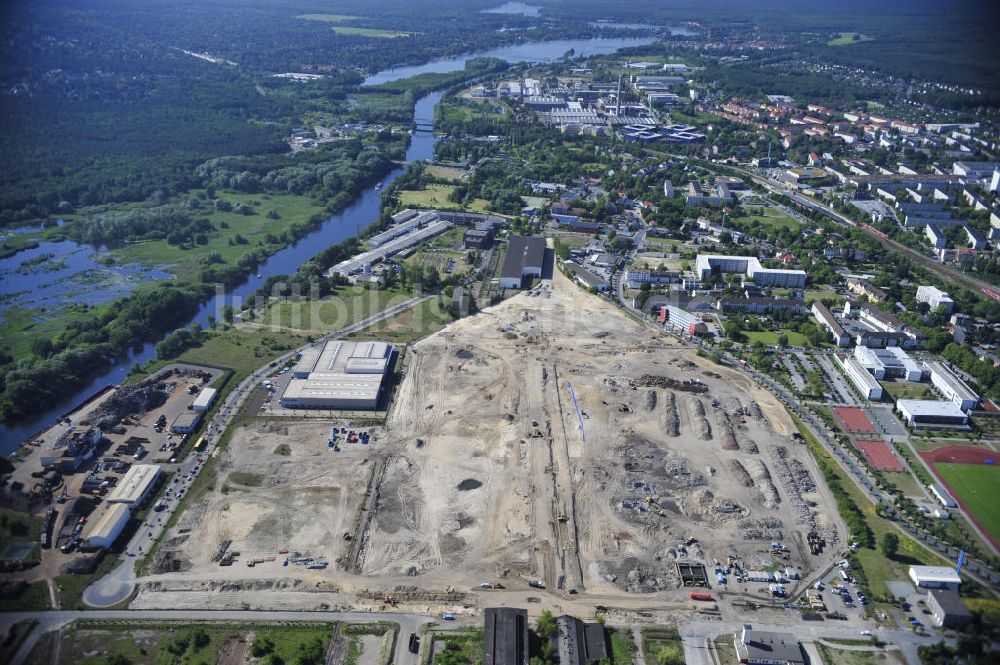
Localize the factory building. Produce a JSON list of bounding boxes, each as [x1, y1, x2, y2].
[[695, 254, 806, 288], [281, 340, 394, 410], [105, 464, 161, 507], [483, 607, 528, 665], [923, 361, 979, 411], [81, 503, 131, 550], [926, 589, 974, 628], [499, 236, 546, 289], [170, 411, 202, 434], [909, 566, 962, 591], [555, 615, 608, 665], [852, 346, 923, 381], [837, 355, 884, 400], [915, 285, 955, 314], [565, 263, 609, 292], [329, 216, 452, 276], [811, 302, 850, 347], [896, 399, 970, 429], [191, 387, 218, 412], [733, 626, 805, 665], [658, 305, 708, 336]]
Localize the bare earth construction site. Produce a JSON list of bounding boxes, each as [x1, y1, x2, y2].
[[141, 271, 844, 609]]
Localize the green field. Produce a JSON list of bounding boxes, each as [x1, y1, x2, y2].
[[642, 628, 684, 665], [112, 192, 326, 278], [332, 26, 416, 38], [346, 295, 453, 344], [0, 507, 41, 559], [881, 381, 935, 401], [609, 629, 637, 665], [426, 165, 468, 182], [256, 284, 420, 333], [132, 327, 307, 392], [881, 471, 922, 496], [828, 32, 875, 46], [37, 621, 332, 665], [817, 644, 885, 665], [398, 184, 490, 213], [741, 330, 810, 347], [733, 206, 801, 232], [429, 629, 483, 665], [0, 581, 49, 612], [934, 463, 1000, 545]]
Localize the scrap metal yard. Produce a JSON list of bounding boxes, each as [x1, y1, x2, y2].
[[138, 272, 844, 608]]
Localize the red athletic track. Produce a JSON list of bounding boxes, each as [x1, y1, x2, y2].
[[855, 439, 903, 471], [920, 445, 999, 551], [920, 446, 998, 465], [832, 406, 877, 434]]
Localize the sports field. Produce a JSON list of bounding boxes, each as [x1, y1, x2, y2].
[[933, 462, 1000, 547], [854, 439, 903, 471], [921, 445, 1000, 548], [833, 406, 877, 434]]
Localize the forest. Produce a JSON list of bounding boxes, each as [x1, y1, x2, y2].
[[0, 282, 211, 421]]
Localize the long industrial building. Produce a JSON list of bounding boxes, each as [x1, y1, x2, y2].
[[896, 399, 970, 429], [281, 340, 394, 410], [555, 615, 608, 665], [695, 254, 806, 288], [483, 607, 528, 665], [853, 346, 923, 381], [191, 387, 218, 412], [328, 216, 452, 276], [923, 361, 979, 411], [837, 355, 884, 400], [81, 503, 131, 550], [105, 464, 161, 506]]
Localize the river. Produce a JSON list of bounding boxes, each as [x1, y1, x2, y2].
[[1, 34, 656, 453], [362, 36, 656, 86]]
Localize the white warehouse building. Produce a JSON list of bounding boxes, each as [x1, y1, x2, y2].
[[909, 565, 961, 591], [896, 399, 970, 429], [191, 387, 218, 412], [104, 464, 161, 507], [281, 340, 395, 410], [81, 503, 131, 550]]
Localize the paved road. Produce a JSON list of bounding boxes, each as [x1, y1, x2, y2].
[[2, 609, 440, 665], [82, 293, 436, 608]]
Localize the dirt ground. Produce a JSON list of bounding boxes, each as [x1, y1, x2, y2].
[[141, 271, 843, 606], [160, 420, 370, 573]]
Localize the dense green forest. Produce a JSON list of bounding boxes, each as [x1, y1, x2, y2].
[[0, 282, 210, 420]]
